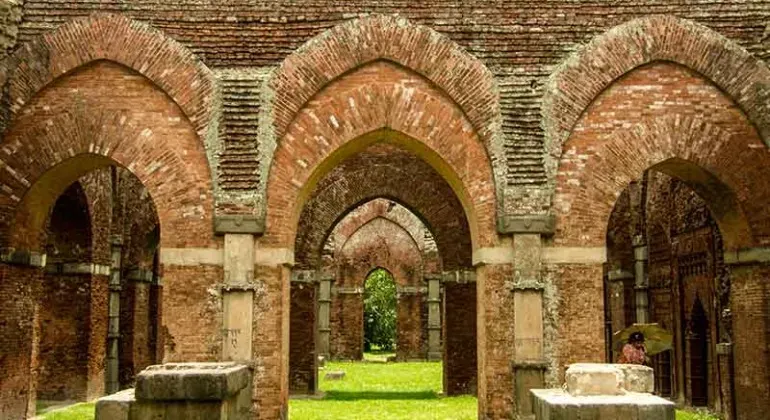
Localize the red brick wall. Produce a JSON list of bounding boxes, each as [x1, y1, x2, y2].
[[0, 263, 43, 419], [161, 264, 223, 362], [37, 273, 90, 400], [728, 264, 770, 420], [289, 282, 316, 393], [443, 282, 477, 396]]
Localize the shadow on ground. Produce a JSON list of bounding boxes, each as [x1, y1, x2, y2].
[[324, 391, 438, 400]]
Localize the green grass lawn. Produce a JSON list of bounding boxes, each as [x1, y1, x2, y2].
[[32, 359, 721, 420], [289, 360, 476, 420], [37, 402, 95, 420]]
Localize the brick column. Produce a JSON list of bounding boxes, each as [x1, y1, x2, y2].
[[253, 244, 293, 419], [107, 237, 123, 394], [724, 249, 770, 420], [289, 269, 317, 393], [442, 270, 477, 395], [425, 273, 442, 360]]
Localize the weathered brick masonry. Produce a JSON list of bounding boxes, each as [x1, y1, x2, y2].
[[0, 2, 769, 420]]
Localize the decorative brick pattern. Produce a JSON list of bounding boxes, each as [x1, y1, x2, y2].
[[554, 63, 768, 250], [0, 13, 217, 146], [0, 61, 215, 250], [544, 15, 770, 175]]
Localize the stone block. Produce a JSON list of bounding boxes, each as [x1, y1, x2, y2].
[[565, 364, 625, 396], [531, 389, 675, 420], [565, 363, 653, 396], [135, 363, 251, 401], [95, 388, 134, 420], [324, 371, 346, 380]]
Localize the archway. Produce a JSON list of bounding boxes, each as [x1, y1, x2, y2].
[[363, 268, 398, 355], [554, 58, 770, 419], [0, 44, 214, 418]]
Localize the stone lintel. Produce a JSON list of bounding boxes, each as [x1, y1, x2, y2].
[[397, 286, 427, 295], [160, 247, 223, 266], [497, 214, 555, 235], [291, 269, 317, 283], [220, 283, 258, 292], [135, 363, 251, 401], [44, 262, 112, 276], [255, 247, 294, 267], [513, 360, 550, 370], [125, 268, 155, 283], [424, 273, 442, 281], [441, 269, 476, 283], [334, 286, 363, 295], [607, 269, 634, 281], [724, 247, 770, 265], [214, 214, 265, 235], [0, 248, 46, 267], [507, 280, 544, 291], [473, 246, 513, 266], [542, 247, 606, 264]]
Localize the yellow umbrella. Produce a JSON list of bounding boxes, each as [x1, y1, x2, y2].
[[612, 323, 673, 356]]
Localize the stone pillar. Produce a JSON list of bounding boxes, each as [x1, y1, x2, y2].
[[107, 236, 123, 394], [511, 233, 548, 417], [222, 234, 255, 362], [317, 272, 333, 359], [425, 273, 442, 360], [633, 237, 649, 324], [724, 249, 770, 420]]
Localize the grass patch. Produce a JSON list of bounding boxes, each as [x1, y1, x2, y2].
[[37, 402, 95, 420], [290, 360, 477, 419], [676, 408, 721, 420]]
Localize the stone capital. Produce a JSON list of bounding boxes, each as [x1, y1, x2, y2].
[[214, 214, 265, 235], [497, 214, 555, 235]]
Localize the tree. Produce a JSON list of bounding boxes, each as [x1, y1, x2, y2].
[[363, 268, 397, 352]]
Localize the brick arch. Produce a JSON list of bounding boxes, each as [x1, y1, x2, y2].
[[0, 64, 214, 250], [45, 181, 93, 263], [327, 199, 428, 258], [339, 217, 423, 288], [543, 15, 770, 171], [265, 60, 496, 255], [269, 14, 501, 155], [294, 143, 469, 270], [554, 114, 766, 252], [0, 13, 217, 145]]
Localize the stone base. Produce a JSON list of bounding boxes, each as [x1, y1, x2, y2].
[[95, 363, 252, 420], [531, 389, 675, 420]]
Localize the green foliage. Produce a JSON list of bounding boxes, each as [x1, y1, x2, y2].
[[363, 268, 397, 352]]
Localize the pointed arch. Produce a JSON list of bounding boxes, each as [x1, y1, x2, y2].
[[262, 15, 503, 221], [543, 15, 770, 168], [0, 13, 217, 145]]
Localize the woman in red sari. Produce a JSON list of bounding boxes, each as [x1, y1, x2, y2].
[[617, 332, 646, 364]]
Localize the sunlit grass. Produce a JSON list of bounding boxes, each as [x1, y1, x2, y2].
[[37, 402, 95, 420], [289, 359, 476, 419]]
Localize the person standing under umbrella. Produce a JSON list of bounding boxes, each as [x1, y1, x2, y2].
[[617, 331, 647, 364]]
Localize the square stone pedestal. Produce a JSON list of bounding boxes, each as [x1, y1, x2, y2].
[[531, 363, 675, 420], [531, 389, 675, 420], [95, 363, 252, 420]]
